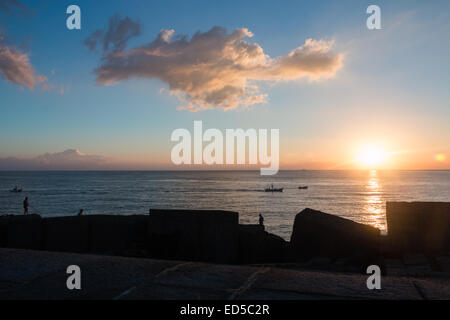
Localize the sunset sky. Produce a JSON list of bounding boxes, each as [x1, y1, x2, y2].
[[0, 0, 449, 170]]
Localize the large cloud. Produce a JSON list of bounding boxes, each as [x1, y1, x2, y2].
[[87, 22, 343, 111], [0, 149, 109, 170]]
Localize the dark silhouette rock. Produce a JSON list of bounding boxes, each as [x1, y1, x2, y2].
[[290, 208, 380, 263], [238, 224, 287, 264], [386, 202, 450, 254], [148, 209, 239, 264]]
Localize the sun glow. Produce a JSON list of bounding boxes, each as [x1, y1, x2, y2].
[[356, 145, 388, 168], [435, 153, 446, 162]]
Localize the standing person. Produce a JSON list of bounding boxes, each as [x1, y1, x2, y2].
[[77, 209, 84, 216], [259, 214, 264, 227], [23, 197, 29, 215]]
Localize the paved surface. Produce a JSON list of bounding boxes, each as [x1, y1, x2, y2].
[[255, 253, 450, 278], [0, 248, 449, 300]]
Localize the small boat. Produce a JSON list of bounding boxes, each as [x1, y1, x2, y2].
[[298, 186, 308, 190], [265, 184, 283, 192], [10, 187, 23, 193]]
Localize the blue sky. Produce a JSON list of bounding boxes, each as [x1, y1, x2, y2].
[[0, 0, 449, 169]]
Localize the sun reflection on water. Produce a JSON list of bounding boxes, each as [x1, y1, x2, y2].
[[365, 170, 386, 231]]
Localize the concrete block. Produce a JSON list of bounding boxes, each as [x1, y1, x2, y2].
[[238, 224, 287, 264], [386, 202, 450, 254], [89, 215, 131, 255], [290, 208, 380, 262], [6, 215, 42, 250], [0, 215, 10, 247], [436, 256, 450, 272], [43, 216, 90, 253], [148, 209, 239, 264]]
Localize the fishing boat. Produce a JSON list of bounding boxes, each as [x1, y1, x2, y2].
[[298, 186, 308, 190], [264, 184, 283, 192]]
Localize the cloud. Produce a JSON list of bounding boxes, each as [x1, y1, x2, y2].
[[0, 45, 36, 88], [88, 24, 343, 111], [84, 14, 140, 52], [0, 149, 109, 170], [267, 39, 343, 80], [0, 3, 54, 91], [0, 29, 48, 89], [84, 30, 104, 51]]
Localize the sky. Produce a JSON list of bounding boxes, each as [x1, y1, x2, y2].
[[0, 0, 449, 170]]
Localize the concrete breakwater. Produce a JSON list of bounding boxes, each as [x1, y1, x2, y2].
[[0, 202, 449, 273]]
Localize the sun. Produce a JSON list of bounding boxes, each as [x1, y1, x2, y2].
[[356, 146, 388, 167]]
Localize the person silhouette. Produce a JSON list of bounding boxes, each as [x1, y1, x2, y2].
[[23, 197, 29, 215], [259, 214, 264, 226], [77, 209, 83, 216]]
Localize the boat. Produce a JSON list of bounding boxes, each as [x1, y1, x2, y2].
[[10, 187, 23, 193], [264, 184, 283, 192], [298, 186, 308, 190]]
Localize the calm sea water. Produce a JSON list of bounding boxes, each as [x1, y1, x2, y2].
[[0, 170, 449, 240]]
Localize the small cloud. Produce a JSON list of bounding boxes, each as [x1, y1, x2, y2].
[[84, 29, 104, 51], [36, 74, 47, 83], [0, 44, 37, 88], [0, 29, 48, 90], [89, 25, 343, 111], [0, 149, 109, 170], [84, 14, 140, 53], [0, 2, 44, 90]]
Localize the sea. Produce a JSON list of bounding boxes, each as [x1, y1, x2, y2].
[[1, 170, 449, 240]]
